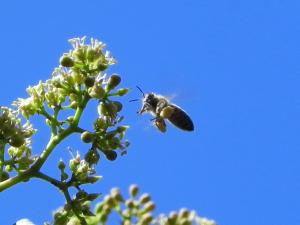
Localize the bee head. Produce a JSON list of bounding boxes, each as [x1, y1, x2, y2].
[[144, 93, 158, 106]]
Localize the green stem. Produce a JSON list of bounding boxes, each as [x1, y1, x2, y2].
[[0, 93, 90, 192], [63, 189, 87, 225], [34, 171, 66, 190], [0, 142, 5, 170]]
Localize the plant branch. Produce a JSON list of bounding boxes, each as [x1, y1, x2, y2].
[[0, 93, 90, 192]]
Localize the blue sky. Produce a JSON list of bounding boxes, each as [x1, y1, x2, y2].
[[0, 0, 299, 224]]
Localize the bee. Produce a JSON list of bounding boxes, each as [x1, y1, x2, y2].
[[132, 87, 194, 132]]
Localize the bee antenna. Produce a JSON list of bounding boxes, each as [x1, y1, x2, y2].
[[129, 99, 140, 102], [136, 86, 145, 98]]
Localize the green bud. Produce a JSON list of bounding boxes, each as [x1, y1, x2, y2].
[[76, 190, 88, 199], [117, 126, 129, 133], [60, 55, 74, 67], [143, 201, 156, 212], [5, 165, 13, 172], [58, 159, 66, 170], [88, 84, 105, 99], [168, 211, 178, 224], [98, 102, 108, 116], [129, 184, 139, 197], [81, 131, 94, 143], [140, 213, 153, 225], [84, 149, 100, 165], [98, 102, 116, 117], [84, 175, 102, 184], [106, 75, 121, 91], [86, 47, 97, 62], [139, 193, 151, 204], [125, 199, 135, 209], [73, 47, 86, 62], [178, 208, 189, 218], [112, 101, 123, 112], [108, 137, 120, 149], [102, 204, 112, 215], [111, 187, 124, 202], [104, 150, 117, 161], [94, 118, 108, 131], [104, 195, 116, 208], [97, 63, 109, 71], [69, 158, 79, 172], [87, 193, 101, 201], [116, 88, 129, 96], [84, 76, 95, 87], [178, 218, 190, 225], [71, 71, 85, 84], [9, 134, 25, 147]]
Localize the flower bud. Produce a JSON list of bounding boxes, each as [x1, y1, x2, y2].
[[111, 187, 124, 202], [81, 131, 94, 143], [58, 159, 66, 170], [69, 158, 80, 172], [112, 101, 123, 112], [104, 195, 116, 208], [87, 193, 100, 201], [117, 126, 129, 133], [178, 208, 189, 218], [139, 193, 151, 204], [9, 134, 25, 147], [60, 55, 74, 67], [106, 75, 121, 91], [178, 218, 190, 225], [97, 63, 109, 71], [5, 165, 13, 172], [86, 47, 97, 62], [140, 213, 153, 225], [125, 199, 135, 209], [104, 150, 117, 161], [84, 76, 95, 87], [160, 106, 174, 119], [88, 84, 105, 99], [94, 118, 108, 130], [76, 190, 88, 199], [168, 211, 178, 223], [73, 47, 86, 62], [84, 149, 100, 165], [129, 184, 139, 197], [143, 201, 156, 212], [116, 88, 129, 96], [84, 175, 102, 184]]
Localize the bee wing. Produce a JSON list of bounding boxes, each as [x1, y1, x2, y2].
[[167, 104, 194, 131]]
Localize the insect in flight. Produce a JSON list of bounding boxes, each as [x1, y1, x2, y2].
[[131, 86, 194, 133]]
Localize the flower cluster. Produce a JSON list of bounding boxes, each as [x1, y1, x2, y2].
[[51, 185, 216, 225], [0, 106, 35, 180]]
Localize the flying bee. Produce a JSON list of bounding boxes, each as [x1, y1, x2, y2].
[[131, 86, 194, 132]]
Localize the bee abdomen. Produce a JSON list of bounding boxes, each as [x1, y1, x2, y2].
[[168, 106, 194, 131]]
